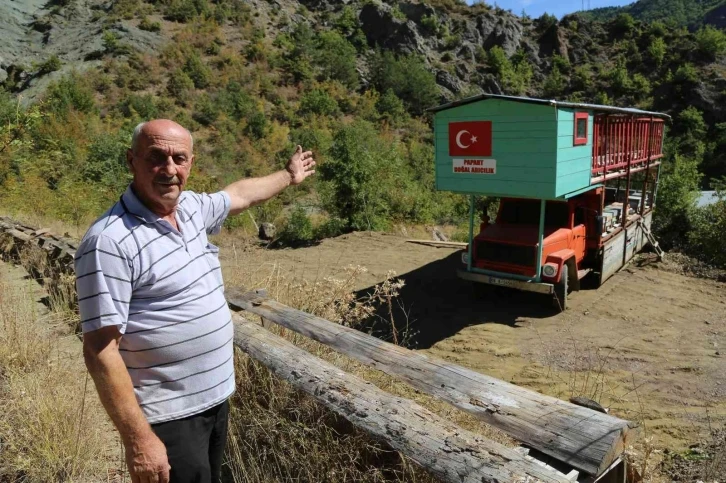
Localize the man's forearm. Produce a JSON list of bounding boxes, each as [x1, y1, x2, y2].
[[223, 169, 292, 215], [84, 343, 153, 447]]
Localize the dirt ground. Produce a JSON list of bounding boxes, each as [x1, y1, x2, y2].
[[216, 230, 726, 465]]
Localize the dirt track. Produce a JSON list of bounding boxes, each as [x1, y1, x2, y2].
[[217, 231, 726, 455]]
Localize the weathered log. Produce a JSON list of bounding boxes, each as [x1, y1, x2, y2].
[[406, 239, 468, 248], [227, 288, 637, 476], [232, 315, 570, 483]]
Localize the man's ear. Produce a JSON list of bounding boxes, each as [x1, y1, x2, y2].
[[126, 149, 135, 173]]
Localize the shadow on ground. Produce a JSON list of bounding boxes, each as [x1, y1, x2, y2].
[[354, 252, 559, 350]]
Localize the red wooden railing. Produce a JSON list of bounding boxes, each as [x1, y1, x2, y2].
[[591, 116, 664, 181]]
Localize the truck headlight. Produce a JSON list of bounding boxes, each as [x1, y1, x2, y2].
[[461, 252, 470, 265], [543, 263, 558, 277]]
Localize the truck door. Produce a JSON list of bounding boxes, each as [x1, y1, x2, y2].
[[573, 207, 587, 263]]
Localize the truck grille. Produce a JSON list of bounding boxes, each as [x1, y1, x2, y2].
[[475, 241, 536, 267]]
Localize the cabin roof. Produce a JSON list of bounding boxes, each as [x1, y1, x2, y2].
[[427, 93, 671, 119]]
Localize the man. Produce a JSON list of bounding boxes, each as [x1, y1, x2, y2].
[[76, 119, 315, 483]]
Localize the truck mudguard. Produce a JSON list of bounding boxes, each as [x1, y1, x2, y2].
[[543, 249, 577, 284]]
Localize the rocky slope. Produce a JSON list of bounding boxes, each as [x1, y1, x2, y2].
[[0, 0, 161, 100]]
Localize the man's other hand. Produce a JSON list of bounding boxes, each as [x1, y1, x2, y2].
[[286, 145, 316, 185], [126, 432, 171, 483]]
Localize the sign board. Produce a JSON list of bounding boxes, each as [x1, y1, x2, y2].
[[453, 158, 496, 175]]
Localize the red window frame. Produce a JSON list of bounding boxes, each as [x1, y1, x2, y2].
[[574, 112, 589, 146]]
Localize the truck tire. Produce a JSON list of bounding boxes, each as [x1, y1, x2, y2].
[[553, 264, 568, 312]]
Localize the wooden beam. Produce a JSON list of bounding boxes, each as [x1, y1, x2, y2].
[[227, 288, 637, 476], [231, 316, 571, 483], [406, 239, 468, 248]]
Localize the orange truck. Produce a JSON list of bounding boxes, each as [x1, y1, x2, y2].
[[430, 94, 668, 310]]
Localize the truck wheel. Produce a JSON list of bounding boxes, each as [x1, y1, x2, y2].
[[553, 264, 568, 312]]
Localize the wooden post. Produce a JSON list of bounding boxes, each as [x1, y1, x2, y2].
[[232, 316, 571, 483], [641, 116, 654, 215], [227, 288, 637, 477]]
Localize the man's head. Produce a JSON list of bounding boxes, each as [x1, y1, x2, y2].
[[127, 120, 195, 216]]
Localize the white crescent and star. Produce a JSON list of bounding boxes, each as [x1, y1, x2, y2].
[[455, 130, 478, 149]]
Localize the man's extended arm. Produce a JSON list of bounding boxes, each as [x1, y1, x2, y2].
[[223, 145, 315, 216], [84, 326, 170, 483]]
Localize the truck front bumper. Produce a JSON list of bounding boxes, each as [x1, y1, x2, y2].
[[457, 269, 554, 295]]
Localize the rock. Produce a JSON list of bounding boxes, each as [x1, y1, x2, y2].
[[432, 227, 448, 242], [259, 223, 277, 241], [476, 11, 524, 57], [436, 70, 464, 94], [359, 2, 427, 56]]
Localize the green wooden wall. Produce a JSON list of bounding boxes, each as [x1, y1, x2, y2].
[[434, 98, 559, 199], [434, 99, 595, 199], [555, 108, 593, 197]]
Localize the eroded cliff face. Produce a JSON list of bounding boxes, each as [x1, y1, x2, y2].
[[0, 0, 161, 100]]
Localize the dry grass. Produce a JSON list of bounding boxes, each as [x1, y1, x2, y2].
[[221, 254, 515, 482], [0, 276, 114, 482]]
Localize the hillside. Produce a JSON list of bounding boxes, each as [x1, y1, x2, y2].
[[586, 0, 726, 28], [0, 0, 724, 264]]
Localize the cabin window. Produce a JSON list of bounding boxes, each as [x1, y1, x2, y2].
[[574, 112, 588, 146]]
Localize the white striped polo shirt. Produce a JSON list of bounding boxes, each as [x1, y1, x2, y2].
[[75, 186, 234, 423]]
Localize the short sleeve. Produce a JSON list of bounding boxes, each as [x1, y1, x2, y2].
[[74, 234, 133, 334], [187, 191, 231, 235]]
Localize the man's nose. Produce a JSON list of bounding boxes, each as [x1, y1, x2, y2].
[[158, 156, 178, 174]]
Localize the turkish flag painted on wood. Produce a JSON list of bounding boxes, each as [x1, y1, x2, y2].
[[448, 121, 492, 157]]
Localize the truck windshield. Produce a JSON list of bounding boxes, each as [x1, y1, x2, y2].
[[498, 200, 570, 227]]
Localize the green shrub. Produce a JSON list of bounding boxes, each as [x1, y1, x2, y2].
[[39, 55, 62, 75], [571, 64, 593, 91], [315, 31, 359, 88], [299, 89, 340, 117], [536, 13, 557, 33], [118, 93, 159, 119], [486, 47, 532, 96], [102, 31, 131, 55], [552, 54, 570, 74], [369, 51, 439, 115], [218, 81, 254, 121], [673, 63, 698, 84], [543, 67, 566, 98], [648, 37, 667, 66], [166, 0, 209, 22], [420, 14, 439, 35], [83, 132, 132, 194], [167, 69, 195, 105], [376, 89, 406, 123], [694, 26, 726, 61], [611, 13, 636, 36], [45, 74, 96, 115], [192, 93, 219, 126], [279, 205, 315, 246], [183, 53, 211, 88], [688, 195, 726, 268], [139, 17, 162, 32], [319, 120, 392, 231], [244, 111, 269, 140], [654, 154, 701, 248], [631, 73, 651, 100]]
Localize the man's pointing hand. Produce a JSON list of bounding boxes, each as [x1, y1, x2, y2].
[[286, 145, 316, 186]]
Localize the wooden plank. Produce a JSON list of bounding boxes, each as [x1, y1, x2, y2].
[[227, 288, 637, 476], [231, 316, 571, 483], [406, 240, 467, 248]]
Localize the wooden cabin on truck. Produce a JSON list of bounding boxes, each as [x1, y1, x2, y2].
[[429, 94, 669, 311]]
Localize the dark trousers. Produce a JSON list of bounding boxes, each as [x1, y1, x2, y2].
[[151, 400, 229, 483]]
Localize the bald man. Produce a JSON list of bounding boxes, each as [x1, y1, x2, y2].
[[76, 119, 315, 483]]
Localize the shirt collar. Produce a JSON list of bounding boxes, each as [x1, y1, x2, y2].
[[121, 185, 187, 224]]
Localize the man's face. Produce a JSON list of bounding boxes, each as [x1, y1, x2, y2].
[[127, 121, 194, 215]]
